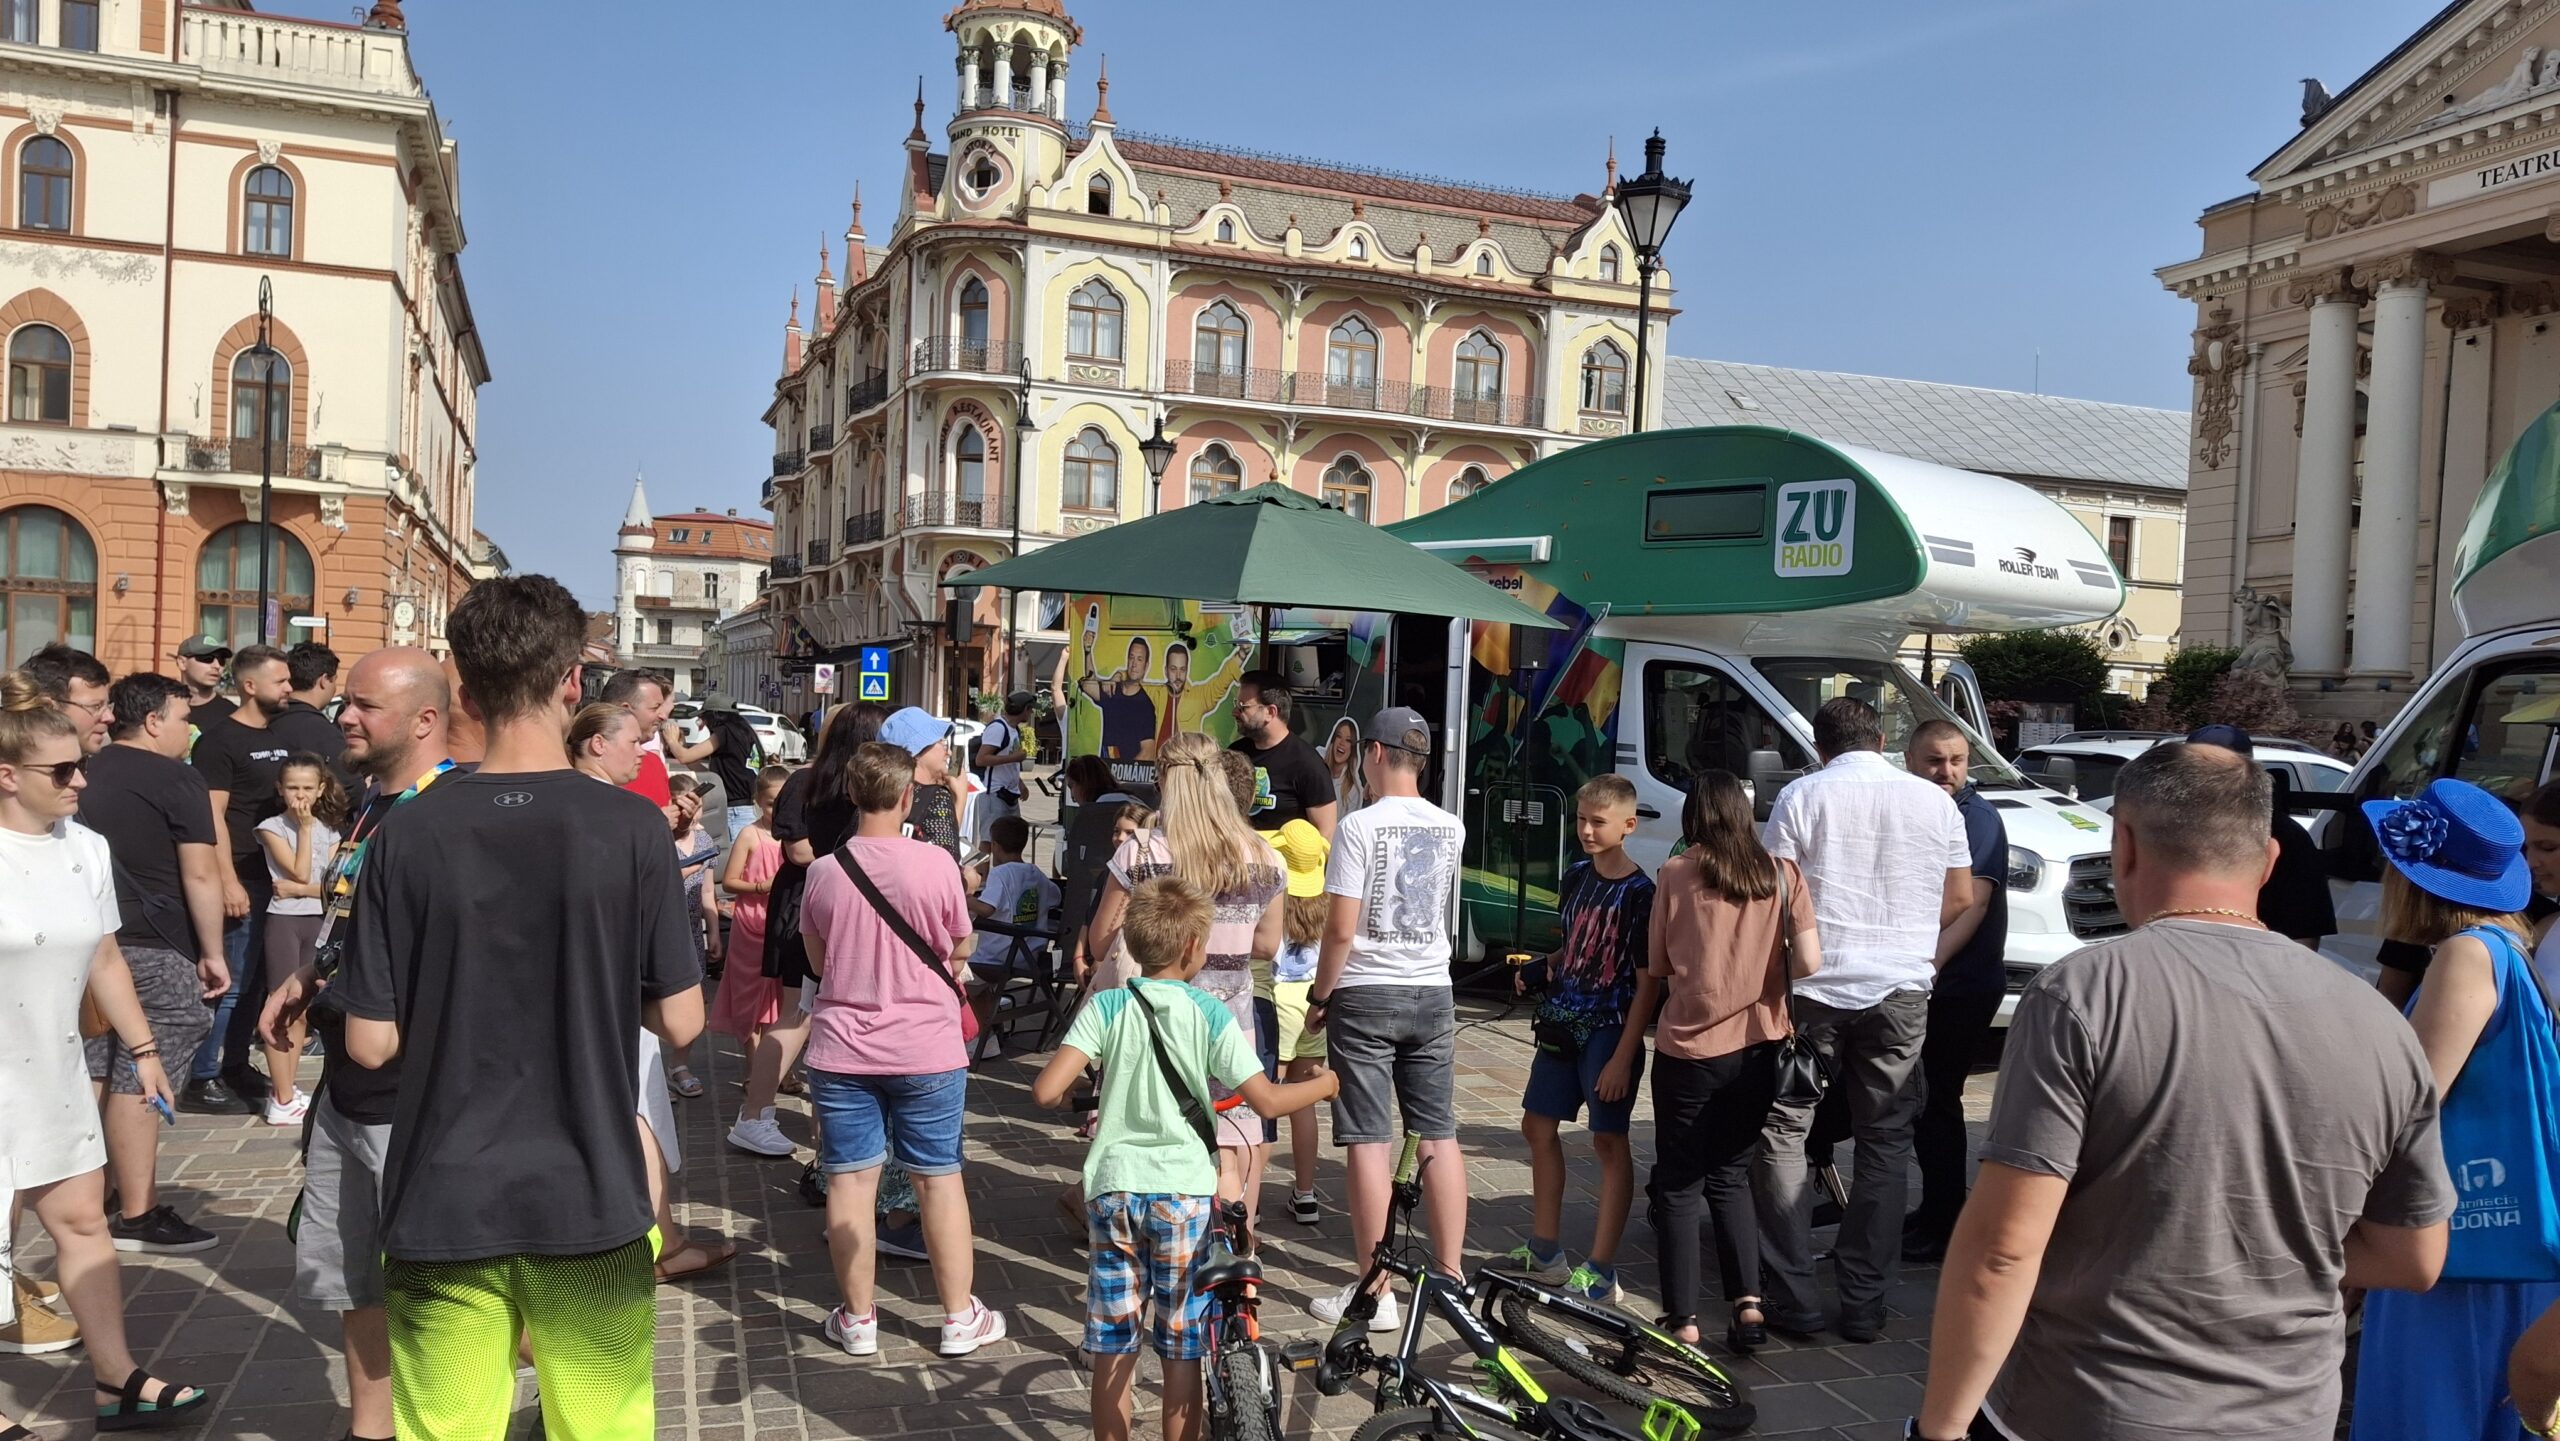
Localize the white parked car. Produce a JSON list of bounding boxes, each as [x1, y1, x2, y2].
[[666, 699, 807, 764], [2014, 730, 2351, 816]]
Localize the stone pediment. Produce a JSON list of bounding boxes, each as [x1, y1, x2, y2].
[[2257, 0, 2560, 183]]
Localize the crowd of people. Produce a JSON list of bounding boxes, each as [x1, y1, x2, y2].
[[10, 584, 2560, 1441]]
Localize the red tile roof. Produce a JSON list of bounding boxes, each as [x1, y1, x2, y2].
[[1109, 136, 1600, 225]]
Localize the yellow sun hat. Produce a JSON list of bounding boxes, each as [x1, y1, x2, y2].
[[1262, 819, 1331, 898]]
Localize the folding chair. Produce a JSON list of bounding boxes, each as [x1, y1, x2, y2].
[[971, 912, 1066, 1057]]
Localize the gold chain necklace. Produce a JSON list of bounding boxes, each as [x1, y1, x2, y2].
[[2140, 906, 2266, 929]]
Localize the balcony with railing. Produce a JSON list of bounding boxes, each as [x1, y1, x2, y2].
[[770, 555, 804, 580], [843, 512, 884, 547], [963, 87, 1061, 120], [187, 436, 320, 480], [846, 373, 889, 414], [179, 5, 422, 99], [772, 450, 804, 476], [1162, 363, 1544, 428], [905, 488, 1004, 530], [805, 539, 831, 567], [807, 423, 835, 452], [911, 337, 1026, 380]]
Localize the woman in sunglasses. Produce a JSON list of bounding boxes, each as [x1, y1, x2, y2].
[[0, 670, 210, 1431]]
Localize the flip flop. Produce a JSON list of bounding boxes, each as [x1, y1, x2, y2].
[[667, 1066, 705, 1100], [653, 1237, 738, 1283]]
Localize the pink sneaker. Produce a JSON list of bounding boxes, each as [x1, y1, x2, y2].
[[938, 1298, 1006, 1356]]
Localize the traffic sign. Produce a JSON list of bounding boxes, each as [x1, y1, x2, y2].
[[812, 663, 837, 695], [859, 671, 889, 702], [858, 645, 892, 703]]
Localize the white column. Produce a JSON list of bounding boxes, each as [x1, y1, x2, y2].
[[2289, 268, 2364, 677], [1028, 57, 1049, 114], [959, 55, 977, 111], [2349, 252, 2449, 678], [2433, 300, 2497, 663]]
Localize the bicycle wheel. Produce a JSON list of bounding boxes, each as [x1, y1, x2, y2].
[[1350, 1406, 1536, 1441], [1494, 1290, 1754, 1434], [1210, 1345, 1277, 1441]]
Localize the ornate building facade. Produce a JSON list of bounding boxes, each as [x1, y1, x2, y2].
[[0, 0, 487, 674], [761, 0, 1666, 716], [2160, 0, 2560, 716], [611, 476, 774, 697]]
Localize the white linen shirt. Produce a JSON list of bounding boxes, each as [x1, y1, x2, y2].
[[1760, 749, 1971, 1010]]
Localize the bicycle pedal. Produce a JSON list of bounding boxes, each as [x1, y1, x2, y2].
[[1279, 1340, 1324, 1372]]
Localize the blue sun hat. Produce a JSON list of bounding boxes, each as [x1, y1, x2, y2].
[[2362, 777, 2532, 912]]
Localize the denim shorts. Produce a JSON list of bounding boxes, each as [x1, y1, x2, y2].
[[809, 1067, 969, 1176], [1521, 1022, 1644, 1134], [1326, 983, 1457, 1145]]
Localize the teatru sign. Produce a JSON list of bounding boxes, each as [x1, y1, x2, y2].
[[2429, 140, 2560, 205]]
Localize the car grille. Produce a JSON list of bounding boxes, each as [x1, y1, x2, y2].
[[2064, 855, 2128, 939]]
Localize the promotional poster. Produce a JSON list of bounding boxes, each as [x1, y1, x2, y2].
[[1060, 595, 1254, 785]]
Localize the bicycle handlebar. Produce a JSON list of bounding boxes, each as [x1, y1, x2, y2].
[[1394, 1134, 1422, 1185]]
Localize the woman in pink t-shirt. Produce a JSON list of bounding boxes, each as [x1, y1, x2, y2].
[[798, 741, 1005, 1360]]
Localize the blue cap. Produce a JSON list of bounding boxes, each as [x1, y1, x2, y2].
[[880, 706, 951, 757], [2184, 723, 2254, 755], [2363, 777, 2533, 913]]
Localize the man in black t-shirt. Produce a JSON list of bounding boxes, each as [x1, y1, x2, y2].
[[334, 576, 702, 1441], [1230, 670, 1338, 841], [191, 642, 295, 1103], [273, 642, 352, 789], [697, 694, 762, 843], [2187, 725, 2336, 945], [175, 636, 236, 731], [24, 642, 111, 754], [1904, 720, 2011, 1262], [80, 674, 231, 1245]]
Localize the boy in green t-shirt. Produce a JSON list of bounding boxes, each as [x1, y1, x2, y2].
[[1035, 876, 1336, 1441]]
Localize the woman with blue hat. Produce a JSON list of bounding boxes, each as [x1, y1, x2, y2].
[[2352, 777, 2560, 1439]]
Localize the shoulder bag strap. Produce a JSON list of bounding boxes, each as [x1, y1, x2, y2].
[[831, 843, 969, 1007], [1128, 986, 1220, 1160]]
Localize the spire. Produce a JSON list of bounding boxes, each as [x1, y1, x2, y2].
[[907, 78, 928, 144], [1092, 54, 1113, 125], [619, 473, 652, 535], [783, 288, 803, 374], [845, 184, 868, 283], [814, 239, 836, 338], [1604, 136, 1617, 197], [364, 0, 405, 30]]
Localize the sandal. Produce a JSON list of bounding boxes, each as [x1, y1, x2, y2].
[[652, 1237, 738, 1282], [778, 1072, 806, 1097], [95, 1369, 210, 1432], [667, 1066, 705, 1100], [3, 1423, 39, 1441], [1725, 1298, 1767, 1355]]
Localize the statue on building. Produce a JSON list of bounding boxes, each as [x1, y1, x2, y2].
[[2233, 588, 2293, 681]]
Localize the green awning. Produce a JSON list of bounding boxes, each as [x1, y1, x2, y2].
[[2455, 398, 2560, 637], [941, 483, 1563, 629]]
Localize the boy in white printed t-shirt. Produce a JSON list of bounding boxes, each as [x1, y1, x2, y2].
[[965, 815, 1060, 1039]]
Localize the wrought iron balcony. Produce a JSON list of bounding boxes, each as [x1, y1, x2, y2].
[[808, 423, 835, 451], [846, 373, 889, 414], [770, 555, 804, 579], [842, 512, 884, 546], [186, 436, 319, 479], [772, 450, 804, 476], [1161, 363, 1544, 427], [910, 337, 1026, 379], [905, 488, 1002, 529], [805, 539, 831, 566]]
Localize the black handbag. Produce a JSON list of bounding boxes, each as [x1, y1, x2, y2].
[[1768, 861, 1830, 1108], [760, 862, 810, 983]]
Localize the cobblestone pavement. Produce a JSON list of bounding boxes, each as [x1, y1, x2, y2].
[[3, 997, 1988, 1441]]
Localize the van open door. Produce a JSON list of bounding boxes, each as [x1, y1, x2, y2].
[[1935, 657, 1991, 740]]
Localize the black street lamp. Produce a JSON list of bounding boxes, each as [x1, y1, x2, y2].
[[1612, 129, 1691, 433], [248, 276, 281, 644], [1138, 414, 1176, 515], [1008, 405, 1036, 690]]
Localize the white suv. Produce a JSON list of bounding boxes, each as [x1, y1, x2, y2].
[[2014, 730, 2351, 816]]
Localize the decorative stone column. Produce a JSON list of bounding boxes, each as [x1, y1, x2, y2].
[[1028, 57, 1049, 115], [2348, 250, 2453, 678], [960, 53, 980, 110], [2287, 266, 2365, 678]]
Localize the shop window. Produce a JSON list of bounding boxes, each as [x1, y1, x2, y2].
[[0, 504, 97, 667]]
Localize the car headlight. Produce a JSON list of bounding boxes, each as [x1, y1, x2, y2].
[[2005, 846, 2044, 891]]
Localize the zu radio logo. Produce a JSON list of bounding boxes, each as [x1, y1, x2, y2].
[[1775, 479, 1856, 578]]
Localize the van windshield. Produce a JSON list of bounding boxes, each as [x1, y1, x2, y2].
[[1748, 657, 2031, 788]]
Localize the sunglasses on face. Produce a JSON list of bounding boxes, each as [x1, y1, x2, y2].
[[21, 757, 87, 787]]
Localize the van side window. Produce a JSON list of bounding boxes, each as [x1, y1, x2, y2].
[[1643, 662, 1806, 793], [2331, 659, 2560, 881]]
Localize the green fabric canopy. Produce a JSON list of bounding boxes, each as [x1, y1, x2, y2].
[[940, 483, 1563, 629]]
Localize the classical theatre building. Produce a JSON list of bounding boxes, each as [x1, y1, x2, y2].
[[761, 0, 1667, 717], [0, 0, 488, 675], [2160, 0, 2560, 715]]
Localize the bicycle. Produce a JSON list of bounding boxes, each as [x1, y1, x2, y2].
[[1282, 1137, 1754, 1441], [1198, 1192, 1281, 1441]]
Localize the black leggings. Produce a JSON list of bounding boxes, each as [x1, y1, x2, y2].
[[1647, 1042, 1779, 1324]]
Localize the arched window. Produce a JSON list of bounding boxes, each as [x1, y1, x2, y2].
[[1326, 316, 1379, 405], [1215, 217, 1236, 243], [1475, 251, 1494, 276], [1189, 442, 1242, 505], [1447, 465, 1490, 505], [243, 165, 294, 257], [196, 521, 314, 648], [1193, 300, 1246, 389], [1454, 330, 1504, 416], [8, 324, 71, 424], [954, 424, 986, 506], [1086, 173, 1113, 217], [1321, 454, 1372, 521], [231, 349, 290, 444], [1063, 426, 1119, 510], [1347, 235, 1368, 261], [1067, 278, 1123, 360], [1580, 340, 1629, 415], [1599, 245, 1622, 283], [958, 276, 989, 347], [0, 504, 97, 666], [20, 136, 71, 233]]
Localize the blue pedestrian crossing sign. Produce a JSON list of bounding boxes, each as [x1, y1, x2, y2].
[[858, 646, 891, 703]]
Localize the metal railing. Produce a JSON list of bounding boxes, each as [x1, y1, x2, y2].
[[187, 437, 318, 479], [770, 555, 804, 579], [905, 489, 1002, 529], [1161, 362, 1546, 428], [805, 539, 831, 566], [965, 87, 1060, 119], [846, 373, 889, 414], [910, 337, 1025, 379], [807, 423, 835, 451], [772, 450, 803, 476], [843, 512, 883, 546]]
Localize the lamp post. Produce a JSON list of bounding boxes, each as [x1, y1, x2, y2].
[[1138, 414, 1176, 516], [1008, 405, 1036, 690], [249, 276, 280, 644], [1612, 129, 1691, 433]]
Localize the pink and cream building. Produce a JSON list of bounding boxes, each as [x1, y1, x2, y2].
[[761, 0, 1667, 715]]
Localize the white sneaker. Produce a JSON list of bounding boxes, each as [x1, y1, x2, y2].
[[1310, 1282, 1401, 1333], [823, 1305, 878, 1357], [263, 1090, 311, 1127], [727, 1111, 795, 1158], [938, 1298, 1007, 1355]]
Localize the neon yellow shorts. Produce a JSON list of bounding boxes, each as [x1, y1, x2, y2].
[[1274, 980, 1328, 1062], [384, 1231, 659, 1441]]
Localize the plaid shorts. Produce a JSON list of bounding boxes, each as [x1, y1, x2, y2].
[[1083, 1192, 1213, 1360]]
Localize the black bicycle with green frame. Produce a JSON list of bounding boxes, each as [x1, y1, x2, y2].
[[1282, 1138, 1754, 1441]]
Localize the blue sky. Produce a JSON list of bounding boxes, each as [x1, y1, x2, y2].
[[369, 0, 2436, 605]]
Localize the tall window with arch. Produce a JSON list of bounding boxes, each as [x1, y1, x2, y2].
[[1447, 465, 1490, 505], [958, 275, 990, 351], [1322, 454, 1373, 521], [0, 504, 97, 666], [244, 165, 295, 256], [1454, 330, 1504, 421], [1193, 300, 1247, 395], [1067, 279, 1124, 361], [8, 324, 71, 424], [1189, 442, 1242, 505], [1599, 245, 1622, 283], [20, 135, 71, 232], [232, 349, 291, 449], [1347, 235, 1368, 261], [1580, 340, 1629, 415], [1215, 217, 1236, 243], [1475, 251, 1494, 276], [1326, 316, 1379, 406], [197, 521, 313, 648], [953, 424, 987, 523], [1086, 173, 1113, 217], [1063, 426, 1119, 510]]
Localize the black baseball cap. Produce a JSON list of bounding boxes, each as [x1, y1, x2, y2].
[[2185, 724, 2255, 755]]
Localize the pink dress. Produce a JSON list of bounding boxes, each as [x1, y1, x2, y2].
[[713, 828, 784, 1038]]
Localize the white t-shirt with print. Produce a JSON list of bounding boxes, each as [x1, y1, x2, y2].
[[1323, 794, 1463, 989], [978, 717, 1026, 798], [970, 859, 1060, 968]]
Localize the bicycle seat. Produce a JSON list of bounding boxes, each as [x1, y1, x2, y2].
[[1194, 1237, 1262, 1294]]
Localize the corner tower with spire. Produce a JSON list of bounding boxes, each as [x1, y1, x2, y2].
[[612, 474, 654, 656]]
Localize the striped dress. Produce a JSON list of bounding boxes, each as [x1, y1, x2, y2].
[[1106, 830, 1283, 1148]]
